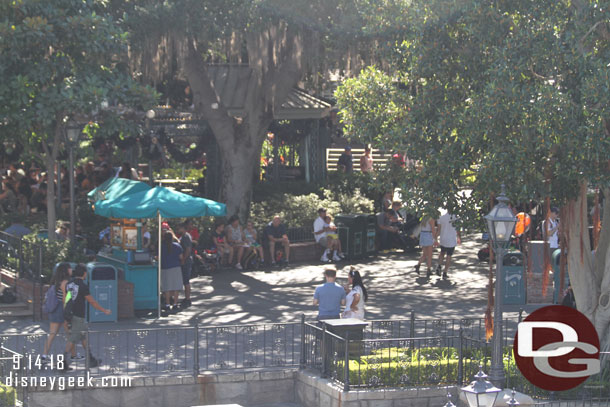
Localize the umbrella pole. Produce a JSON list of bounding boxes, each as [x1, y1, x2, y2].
[[158, 210, 162, 319]]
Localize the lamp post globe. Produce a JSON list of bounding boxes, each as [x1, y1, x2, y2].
[[484, 184, 517, 387], [65, 120, 81, 145], [461, 365, 501, 407], [484, 184, 516, 248]]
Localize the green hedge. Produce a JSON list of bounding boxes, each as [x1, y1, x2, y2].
[[0, 383, 15, 407], [330, 345, 498, 386], [329, 345, 610, 398]]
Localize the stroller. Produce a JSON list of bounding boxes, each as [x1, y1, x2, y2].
[[192, 233, 221, 275]]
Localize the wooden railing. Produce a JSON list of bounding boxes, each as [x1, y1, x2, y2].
[[325, 148, 393, 171]]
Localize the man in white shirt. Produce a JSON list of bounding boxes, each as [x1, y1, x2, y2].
[[436, 212, 461, 279], [313, 207, 343, 262]]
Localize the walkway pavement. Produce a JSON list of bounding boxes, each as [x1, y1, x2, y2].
[[1, 234, 508, 334]]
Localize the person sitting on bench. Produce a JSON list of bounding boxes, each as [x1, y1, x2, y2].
[[265, 215, 290, 265]]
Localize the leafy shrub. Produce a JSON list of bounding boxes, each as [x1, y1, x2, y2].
[[20, 234, 88, 283], [253, 181, 322, 202], [249, 189, 374, 230], [0, 383, 15, 407]]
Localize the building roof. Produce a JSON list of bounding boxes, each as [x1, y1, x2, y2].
[[206, 64, 331, 120]]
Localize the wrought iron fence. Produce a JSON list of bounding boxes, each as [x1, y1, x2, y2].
[[0, 231, 43, 282], [0, 345, 28, 407], [0, 322, 302, 378], [0, 316, 608, 404], [286, 227, 314, 243], [533, 401, 610, 407], [304, 319, 610, 398], [365, 313, 522, 348]]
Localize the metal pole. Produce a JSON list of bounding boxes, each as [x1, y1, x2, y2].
[[194, 322, 200, 377], [56, 163, 61, 213], [457, 327, 464, 385], [490, 246, 505, 387], [343, 330, 350, 392], [322, 324, 328, 378], [157, 210, 162, 319], [68, 145, 76, 243], [300, 314, 306, 369]]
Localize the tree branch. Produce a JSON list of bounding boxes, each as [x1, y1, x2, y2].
[[581, 20, 609, 44], [181, 37, 236, 149]]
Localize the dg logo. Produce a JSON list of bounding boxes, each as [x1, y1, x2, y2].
[[514, 305, 600, 391]]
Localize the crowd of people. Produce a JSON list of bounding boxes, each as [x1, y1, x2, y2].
[[0, 160, 139, 216]]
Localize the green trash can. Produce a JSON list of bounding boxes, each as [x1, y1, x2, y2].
[[335, 214, 365, 260], [552, 249, 568, 304], [502, 251, 526, 305]]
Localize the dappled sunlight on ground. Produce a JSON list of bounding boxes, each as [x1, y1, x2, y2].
[[1, 234, 496, 333]]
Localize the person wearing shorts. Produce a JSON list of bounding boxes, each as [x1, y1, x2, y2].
[[62, 264, 110, 370], [313, 208, 343, 262], [436, 212, 461, 279], [414, 216, 437, 277]]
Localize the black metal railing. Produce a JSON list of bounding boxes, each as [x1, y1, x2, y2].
[[0, 316, 608, 403], [0, 231, 44, 281], [285, 227, 314, 243], [0, 322, 302, 378], [0, 345, 28, 407]]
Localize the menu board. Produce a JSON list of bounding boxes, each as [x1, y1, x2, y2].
[[123, 227, 138, 250]]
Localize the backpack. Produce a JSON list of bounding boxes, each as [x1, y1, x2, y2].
[[42, 284, 60, 314], [0, 287, 16, 304], [241, 249, 259, 270], [63, 278, 80, 322]]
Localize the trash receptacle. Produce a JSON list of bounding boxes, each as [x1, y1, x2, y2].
[[86, 262, 118, 322], [502, 251, 526, 305], [552, 249, 568, 304], [335, 214, 364, 260]]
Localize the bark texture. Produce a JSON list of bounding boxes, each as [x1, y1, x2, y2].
[[565, 184, 610, 360], [179, 24, 306, 219], [41, 120, 63, 243]]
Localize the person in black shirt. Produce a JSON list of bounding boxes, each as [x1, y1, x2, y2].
[[63, 264, 110, 370], [265, 215, 291, 265], [337, 146, 353, 173]]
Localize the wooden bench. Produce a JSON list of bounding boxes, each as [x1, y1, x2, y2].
[[261, 240, 323, 264]]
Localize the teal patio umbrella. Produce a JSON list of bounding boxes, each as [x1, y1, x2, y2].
[[87, 177, 152, 203], [94, 186, 226, 318], [94, 186, 226, 219]]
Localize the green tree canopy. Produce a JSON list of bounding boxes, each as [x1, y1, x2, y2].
[[0, 0, 156, 237], [337, 0, 610, 350]]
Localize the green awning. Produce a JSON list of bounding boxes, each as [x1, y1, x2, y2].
[[94, 186, 226, 219]]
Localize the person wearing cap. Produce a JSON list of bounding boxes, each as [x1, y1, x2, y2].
[[337, 146, 353, 173]]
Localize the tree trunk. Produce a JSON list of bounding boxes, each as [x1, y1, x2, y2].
[[44, 155, 57, 243], [564, 184, 610, 359], [179, 26, 305, 219], [218, 128, 267, 220], [42, 122, 62, 243]]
